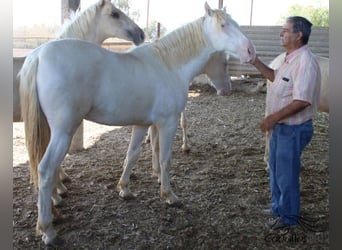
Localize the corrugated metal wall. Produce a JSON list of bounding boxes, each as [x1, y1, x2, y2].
[[228, 26, 329, 76]]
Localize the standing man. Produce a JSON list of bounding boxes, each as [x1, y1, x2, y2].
[[250, 16, 321, 229]]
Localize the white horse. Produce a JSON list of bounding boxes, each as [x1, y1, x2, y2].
[[263, 52, 329, 169], [19, 3, 255, 246], [13, 0, 144, 122], [146, 50, 232, 151], [13, 0, 144, 197]]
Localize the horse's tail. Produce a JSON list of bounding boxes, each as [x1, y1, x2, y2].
[[19, 52, 50, 189]]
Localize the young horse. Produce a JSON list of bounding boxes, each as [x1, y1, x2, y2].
[[14, 0, 144, 204], [20, 3, 255, 246], [263, 53, 329, 169]]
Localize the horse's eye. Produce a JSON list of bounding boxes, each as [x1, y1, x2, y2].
[[111, 12, 120, 19], [221, 24, 225, 28]]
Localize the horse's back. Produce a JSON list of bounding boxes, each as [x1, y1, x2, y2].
[[35, 39, 187, 127]]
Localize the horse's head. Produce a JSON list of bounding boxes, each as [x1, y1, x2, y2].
[[203, 51, 232, 96], [202, 2, 256, 64], [96, 0, 145, 45]]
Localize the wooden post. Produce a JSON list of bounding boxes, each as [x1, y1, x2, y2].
[[146, 0, 150, 41], [69, 0, 80, 12], [218, 0, 223, 9], [61, 0, 81, 24], [157, 22, 161, 39]]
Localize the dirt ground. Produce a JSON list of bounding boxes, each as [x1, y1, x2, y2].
[[13, 79, 329, 249]]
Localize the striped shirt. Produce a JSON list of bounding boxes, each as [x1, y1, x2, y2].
[[266, 45, 321, 125]]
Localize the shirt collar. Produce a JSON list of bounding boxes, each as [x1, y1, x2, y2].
[[284, 44, 309, 63]]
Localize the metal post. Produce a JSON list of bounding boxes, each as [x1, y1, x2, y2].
[[146, 0, 150, 40], [249, 0, 254, 26]]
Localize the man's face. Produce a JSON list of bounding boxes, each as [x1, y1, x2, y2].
[[279, 21, 299, 50]]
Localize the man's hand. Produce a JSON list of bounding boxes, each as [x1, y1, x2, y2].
[[260, 114, 278, 133]]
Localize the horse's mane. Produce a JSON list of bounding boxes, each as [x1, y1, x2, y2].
[[152, 17, 208, 68], [152, 9, 230, 68], [57, 4, 98, 39]]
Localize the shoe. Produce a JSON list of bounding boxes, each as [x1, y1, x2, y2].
[[267, 217, 293, 230], [261, 208, 272, 215]]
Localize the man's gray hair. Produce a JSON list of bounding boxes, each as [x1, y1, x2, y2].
[[286, 16, 313, 44]]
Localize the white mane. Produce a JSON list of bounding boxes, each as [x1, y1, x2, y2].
[[152, 9, 231, 68], [152, 17, 207, 68], [57, 4, 98, 39]]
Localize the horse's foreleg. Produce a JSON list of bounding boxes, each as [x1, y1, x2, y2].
[[180, 112, 190, 153], [149, 125, 160, 182], [37, 133, 71, 246], [117, 125, 148, 199], [158, 121, 180, 205]]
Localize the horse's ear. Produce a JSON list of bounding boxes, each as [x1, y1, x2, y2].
[[204, 2, 213, 17]]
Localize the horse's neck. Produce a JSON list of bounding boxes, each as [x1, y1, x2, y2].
[[153, 19, 216, 84], [58, 18, 104, 45], [177, 48, 215, 84]]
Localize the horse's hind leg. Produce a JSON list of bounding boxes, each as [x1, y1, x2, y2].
[[149, 125, 161, 182], [117, 125, 149, 199], [180, 112, 190, 152], [37, 132, 72, 246], [58, 167, 71, 183], [158, 120, 180, 205]]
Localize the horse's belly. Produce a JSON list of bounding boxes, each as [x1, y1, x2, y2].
[[84, 109, 153, 126]]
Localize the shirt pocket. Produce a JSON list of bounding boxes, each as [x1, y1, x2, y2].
[[278, 77, 293, 97]]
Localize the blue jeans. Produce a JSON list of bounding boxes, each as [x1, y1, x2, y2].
[[268, 119, 313, 225]]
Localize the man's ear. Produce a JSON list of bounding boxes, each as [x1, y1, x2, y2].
[[296, 31, 303, 43]]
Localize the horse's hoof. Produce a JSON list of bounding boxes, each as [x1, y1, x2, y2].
[[46, 235, 65, 247], [53, 214, 72, 225], [151, 172, 161, 183], [165, 200, 183, 208], [61, 175, 72, 183], [119, 190, 137, 200], [58, 192, 68, 199], [53, 199, 65, 208], [181, 146, 191, 153], [162, 191, 180, 206]]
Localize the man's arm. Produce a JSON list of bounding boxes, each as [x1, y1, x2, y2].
[[251, 56, 275, 82], [260, 100, 311, 132]]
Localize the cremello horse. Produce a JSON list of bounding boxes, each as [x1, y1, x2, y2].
[[20, 3, 255, 246], [263, 52, 329, 169], [14, 0, 144, 200]]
